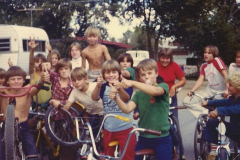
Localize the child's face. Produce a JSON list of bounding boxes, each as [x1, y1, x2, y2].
[[58, 67, 71, 79], [7, 76, 25, 87], [120, 57, 131, 70], [204, 48, 214, 62], [34, 59, 43, 70], [138, 69, 158, 86], [0, 77, 5, 86], [227, 82, 238, 97], [86, 34, 99, 45], [71, 46, 81, 59], [52, 54, 59, 66], [236, 52, 240, 67], [72, 78, 88, 91], [104, 70, 119, 83], [159, 56, 171, 67]]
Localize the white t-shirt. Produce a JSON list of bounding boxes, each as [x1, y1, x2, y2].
[[70, 57, 89, 71], [68, 82, 103, 115], [228, 63, 240, 75]]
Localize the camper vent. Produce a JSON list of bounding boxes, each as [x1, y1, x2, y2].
[[0, 39, 10, 52], [23, 40, 46, 52]]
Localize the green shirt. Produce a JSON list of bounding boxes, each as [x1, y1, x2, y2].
[[131, 83, 170, 138], [126, 67, 135, 80]]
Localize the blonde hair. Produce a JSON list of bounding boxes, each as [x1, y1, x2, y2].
[[85, 26, 101, 38], [226, 72, 240, 90], [101, 60, 121, 80], [135, 59, 158, 79], [68, 42, 82, 60], [55, 58, 72, 74], [71, 67, 87, 81]]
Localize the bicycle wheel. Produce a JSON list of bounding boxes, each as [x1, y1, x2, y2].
[[5, 104, 17, 160], [44, 106, 85, 148], [194, 115, 209, 160], [217, 148, 229, 160], [169, 115, 183, 160]]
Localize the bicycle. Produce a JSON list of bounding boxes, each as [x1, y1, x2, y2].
[[0, 84, 48, 160], [192, 92, 240, 160]]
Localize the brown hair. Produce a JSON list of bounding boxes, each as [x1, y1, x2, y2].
[[158, 48, 173, 63], [71, 67, 87, 81], [5, 66, 27, 82], [0, 68, 6, 78], [204, 45, 219, 57], [55, 58, 72, 74], [117, 53, 134, 68], [101, 60, 121, 80], [68, 42, 82, 60], [34, 54, 47, 62], [135, 59, 158, 79], [52, 50, 61, 60], [85, 26, 101, 38]]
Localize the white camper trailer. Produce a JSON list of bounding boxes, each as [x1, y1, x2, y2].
[[126, 50, 149, 67], [0, 25, 49, 79]]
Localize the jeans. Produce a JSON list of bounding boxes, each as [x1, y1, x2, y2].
[[135, 135, 172, 160], [204, 118, 240, 146], [0, 120, 38, 160], [88, 114, 103, 138]]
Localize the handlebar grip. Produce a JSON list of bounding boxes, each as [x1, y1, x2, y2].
[[144, 129, 161, 136], [41, 85, 50, 91], [45, 81, 51, 85], [115, 115, 130, 122]]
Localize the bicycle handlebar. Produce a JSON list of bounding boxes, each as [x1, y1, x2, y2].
[[144, 129, 161, 136], [190, 91, 224, 101], [170, 106, 187, 110], [0, 83, 50, 98], [115, 115, 130, 122]]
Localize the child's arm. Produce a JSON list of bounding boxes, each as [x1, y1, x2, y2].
[[170, 76, 186, 97], [28, 37, 39, 76], [46, 41, 52, 63], [187, 75, 204, 96], [102, 45, 111, 60], [91, 74, 103, 101], [81, 50, 87, 69], [120, 76, 165, 96], [109, 84, 136, 113], [8, 58, 13, 67], [121, 70, 131, 79], [111, 81, 130, 103]]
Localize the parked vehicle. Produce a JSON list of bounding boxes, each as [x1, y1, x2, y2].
[[126, 50, 149, 67], [0, 25, 49, 79]]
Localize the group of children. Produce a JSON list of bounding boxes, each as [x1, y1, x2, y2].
[[0, 25, 240, 160]]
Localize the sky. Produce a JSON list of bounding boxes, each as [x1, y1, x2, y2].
[[103, 16, 141, 41]]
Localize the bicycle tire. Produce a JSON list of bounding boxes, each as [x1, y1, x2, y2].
[[44, 106, 85, 148], [169, 115, 183, 160], [5, 104, 17, 160], [217, 148, 229, 160]]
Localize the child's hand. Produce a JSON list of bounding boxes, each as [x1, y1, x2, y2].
[[169, 87, 176, 98], [133, 112, 139, 120], [223, 89, 229, 98], [41, 66, 50, 83], [109, 83, 117, 99], [111, 80, 121, 90], [28, 36, 39, 49], [187, 91, 194, 96], [50, 99, 63, 108], [208, 109, 218, 119], [46, 41, 52, 52], [8, 58, 13, 67], [120, 75, 132, 89], [201, 101, 208, 106], [96, 74, 103, 88], [41, 62, 51, 71]]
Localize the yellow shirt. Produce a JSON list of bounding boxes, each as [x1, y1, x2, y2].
[[31, 71, 52, 104]]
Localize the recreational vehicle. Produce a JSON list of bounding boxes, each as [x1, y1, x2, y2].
[[126, 50, 149, 67], [0, 25, 49, 79]]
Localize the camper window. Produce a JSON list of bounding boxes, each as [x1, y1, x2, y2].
[[22, 39, 46, 52], [0, 38, 10, 52]]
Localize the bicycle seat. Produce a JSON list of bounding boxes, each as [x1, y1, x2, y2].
[[108, 140, 119, 147], [135, 149, 154, 156]]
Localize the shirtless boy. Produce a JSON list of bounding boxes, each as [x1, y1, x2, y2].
[[82, 26, 111, 82], [0, 66, 47, 160]]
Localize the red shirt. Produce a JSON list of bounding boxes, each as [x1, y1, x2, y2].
[[50, 71, 74, 104], [157, 61, 184, 90]]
